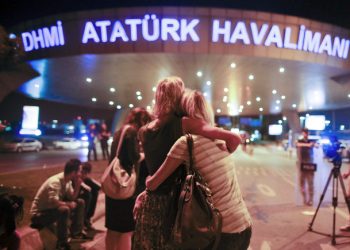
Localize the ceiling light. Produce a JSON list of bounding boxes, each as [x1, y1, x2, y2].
[[281, 95, 286, 99], [278, 120, 282, 124], [259, 107, 263, 112], [279, 67, 285, 73], [116, 105, 122, 109], [136, 91, 141, 96], [224, 87, 228, 92], [206, 81, 212, 86], [230, 62, 236, 68], [223, 96, 228, 102], [216, 108, 221, 113], [110, 87, 116, 92], [129, 104, 134, 108], [86, 78, 92, 83], [34, 84, 40, 88], [348, 94, 350, 98], [91, 97, 97, 102], [137, 96, 142, 100], [272, 89, 277, 94], [248, 74, 254, 80], [109, 101, 114, 105], [283, 116, 287, 121], [152, 86, 156, 92], [240, 105, 244, 109], [247, 101, 251, 105], [146, 106, 151, 111], [275, 106, 279, 110], [152, 99, 155, 104], [276, 100, 280, 104], [292, 104, 297, 108], [203, 92, 208, 97], [256, 97, 261, 102], [197, 71, 203, 77]]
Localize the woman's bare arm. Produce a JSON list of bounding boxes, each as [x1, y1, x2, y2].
[[182, 117, 241, 153], [146, 156, 183, 191]]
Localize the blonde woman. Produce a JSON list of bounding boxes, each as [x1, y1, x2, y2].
[[132, 77, 241, 250], [146, 89, 252, 250]]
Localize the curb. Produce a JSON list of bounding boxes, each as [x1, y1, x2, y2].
[[18, 194, 106, 250]]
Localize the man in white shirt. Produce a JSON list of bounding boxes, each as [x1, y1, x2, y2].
[[30, 159, 89, 250]]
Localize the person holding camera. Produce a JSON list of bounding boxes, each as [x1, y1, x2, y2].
[[296, 128, 316, 206]]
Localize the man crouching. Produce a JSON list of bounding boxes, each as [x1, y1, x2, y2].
[[30, 159, 90, 250]]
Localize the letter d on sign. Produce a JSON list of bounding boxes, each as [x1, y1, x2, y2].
[[22, 32, 34, 52]]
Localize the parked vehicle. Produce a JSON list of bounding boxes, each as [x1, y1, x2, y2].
[[2, 138, 43, 152], [52, 138, 82, 150]]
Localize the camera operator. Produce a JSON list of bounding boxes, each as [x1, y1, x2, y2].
[[296, 128, 317, 206]]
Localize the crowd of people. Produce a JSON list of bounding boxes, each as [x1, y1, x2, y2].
[[8, 76, 253, 250]]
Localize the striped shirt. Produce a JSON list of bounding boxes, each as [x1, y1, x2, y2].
[[168, 135, 252, 233]]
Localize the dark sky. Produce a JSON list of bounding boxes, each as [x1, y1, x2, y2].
[[1, 0, 350, 30]]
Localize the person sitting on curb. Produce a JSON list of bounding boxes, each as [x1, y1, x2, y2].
[[30, 159, 91, 250], [78, 162, 101, 230]]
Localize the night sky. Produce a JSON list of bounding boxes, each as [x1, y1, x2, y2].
[[0, 0, 350, 30]]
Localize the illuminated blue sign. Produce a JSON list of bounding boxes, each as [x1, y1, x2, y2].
[[19, 15, 350, 59], [21, 21, 65, 52]]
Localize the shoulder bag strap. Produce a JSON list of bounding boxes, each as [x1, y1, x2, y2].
[[116, 124, 131, 158]]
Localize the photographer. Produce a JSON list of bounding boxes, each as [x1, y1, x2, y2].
[[296, 129, 316, 206]]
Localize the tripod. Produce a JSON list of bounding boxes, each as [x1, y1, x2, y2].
[[308, 161, 350, 245]]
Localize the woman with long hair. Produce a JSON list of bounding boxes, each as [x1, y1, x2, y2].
[[146, 89, 252, 250], [132, 77, 241, 250], [105, 107, 152, 250]]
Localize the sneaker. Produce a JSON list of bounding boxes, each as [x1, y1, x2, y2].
[[56, 242, 71, 250], [71, 231, 93, 241], [340, 225, 350, 232]]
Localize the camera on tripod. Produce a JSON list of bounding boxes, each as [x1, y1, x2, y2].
[[323, 136, 344, 167]]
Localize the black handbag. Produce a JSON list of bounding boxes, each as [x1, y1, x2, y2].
[[172, 134, 222, 250]]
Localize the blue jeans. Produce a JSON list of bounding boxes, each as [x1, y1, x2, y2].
[[216, 227, 252, 250]]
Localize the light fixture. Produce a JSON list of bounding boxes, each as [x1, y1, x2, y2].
[[247, 101, 251, 105], [152, 86, 156, 92], [206, 81, 212, 86], [256, 97, 261, 102], [203, 92, 208, 97], [146, 106, 151, 110], [223, 96, 228, 102], [278, 120, 282, 124], [224, 87, 229, 92], [309, 106, 313, 110], [279, 67, 285, 73], [110, 87, 116, 92], [116, 105, 122, 109], [34, 84, 40, 88], [91, 97, 97, 102], [275, 106, 279, 110], [86, 78, 92, 83], [197, 71, 203, 77], [283, 116, 287, 121], [272, 89, 277, 94], [259, 107, 263, 112], [216, 108, 221, 113], [136, 91, 141, 96], [281, 95, 286, 100], [348, 94, 350, 98], [129, 104, 134, 108], [230, 62, 236, 68], [248, 74, 254, 80], [137, 96, 142, 100], [109, 101, 114, 105], [292, 104, 297, 108], [276, 100, 280, 104]]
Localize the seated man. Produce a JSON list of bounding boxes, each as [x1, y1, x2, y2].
[[78, 162, 101, 230], [30, 159, 90, 250]]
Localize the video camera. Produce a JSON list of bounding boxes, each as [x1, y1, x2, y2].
[[323, 137, 344, 167]]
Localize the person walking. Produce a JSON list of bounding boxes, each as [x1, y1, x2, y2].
[[105, 108, 152, 250], [99, 123, 111, 160], [145, 89, 251, 250], [87, 124, 98, 161]]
